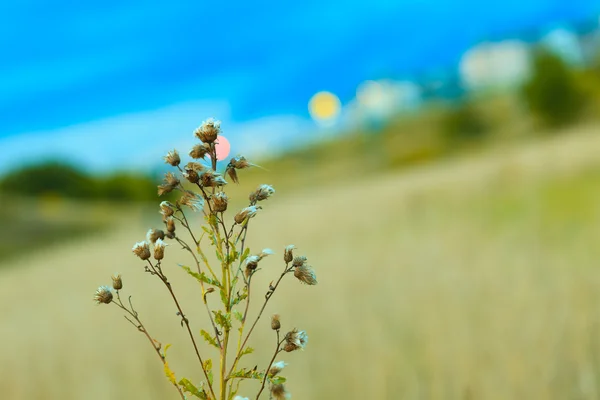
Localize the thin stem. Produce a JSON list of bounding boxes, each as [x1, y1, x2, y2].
[[256, 330, 283, 400], [227, 264, 291, 379], [112, 293, 186, 400], [147, 260, 218, 400], [176, 236, 223, 350]]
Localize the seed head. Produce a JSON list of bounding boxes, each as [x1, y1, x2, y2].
[[159, 201, 175, 217], [111, 273, 123, 290], [183, 169, 200, 184], [249, 184, 275, 203], [189, 143, 211, 159], [211, 192, 228, 212], [233, 397, 249, 400], [180, 191, 205, 212], [200, 170, 227, 187], [226, 166, 239, 184], [284, 245, 295, 263], [269, 361, 288, 376], [165, 216, 176, 233], [284, 328, 308, 352], [132, 241, 151, 260], [229, 155, 251, 169], [154, 239, 167, 260], [294, 264, 318, 285], [194, 118, 221, 143], [146, 228, 165, 244], [271, 314, 281, 330], [163, 150, 181, 167], [270, 383, 291, 400], [164, 172, 180, 187], [234, 206, 259, 224], [94, 285, 113, 304], [292, 256, 307, 267], [158, 184, 174, 196]]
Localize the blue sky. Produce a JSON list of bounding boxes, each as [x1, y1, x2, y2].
[[0, 0, 598, 173]]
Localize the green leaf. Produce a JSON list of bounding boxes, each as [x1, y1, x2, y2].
[[203, 359, 214, 386], [178, 378, 207, 399], [219, 288, 228, 306], [212, 310, 232, 330], [240, 248, 251, 263], [231, 292, 247, 307], [199, 329, 219, 349], [180, 265, 222, 288], [162, 344, 176, 385], [229, 368, 265, 381], [215, 249, 223, 262], [233, 310, 243, 322], [269, 376, 287, 385], [240, 347, 254, 358]]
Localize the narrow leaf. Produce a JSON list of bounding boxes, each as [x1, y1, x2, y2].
[[200, 329, 219, 349], [180, 265, 222, 288], [179, 378, 207, 399]]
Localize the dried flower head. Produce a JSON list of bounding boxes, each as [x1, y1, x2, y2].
[[284, 328, 308, 352], [201, 170, 227, 187], [292, 256, 307, 267], [190, 143, 211, 159], [183, 169, 200, 184], [159, 201, 175, 217], [271, 314, 281, 330], [132, 241, 151, 260], [249, 184, 275, 203], [165, 216, 176, 233], [154, 239, 167, 260], [284, 245, 296, 263], [163, 149, 181, 167], [270, 383, 291, 400], [158, 184, 173, 196], [211, 192, 228, 212], [294, 264, 318, 285], [158, 172, 180, 196], [146, 228, 165, 244], [229, 155, 251, 169], [180, 191, 205, 212], [94, 285, 113, 304], [234, 206, 259, 224], [194, 118, 221, 143], [111, 273, 123, 290], [269, 361, 288, 376], [226, 166, 239, 184]]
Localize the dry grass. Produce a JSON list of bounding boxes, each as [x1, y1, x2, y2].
[[3, 124, 600, 399]]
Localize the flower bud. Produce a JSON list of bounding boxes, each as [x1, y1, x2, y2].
[[111, 273, 123, 290], [154, 239, 167, 260], [271, 314, 281, 330]]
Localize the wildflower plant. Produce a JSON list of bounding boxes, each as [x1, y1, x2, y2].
[[94, 118, 317, 400]]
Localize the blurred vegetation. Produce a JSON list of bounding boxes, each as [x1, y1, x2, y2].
[[522, 48, 588, 128], [0, 162, 162, 202]]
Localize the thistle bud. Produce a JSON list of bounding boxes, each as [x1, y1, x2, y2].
[[111, 273, 123, 290], [194, 118, 221, 143], [270, 384, 290, 400], [132, 241, 151, 260], [190, 143, 211, 159], [94, 286, 113, 304], [200, 170, 227, 187], [234, 206, 259, 224], [159, 201, 175, 217], [147, 228, 165, 244], [284, 245, 295, 263], [293, 264, 318, 285], [271, 314, 281, 330], [269, 361, 288, 376], [154, 239, 167, 260], [211, 192, 228, 212], [249, 184, 275, 203], [163, 150, 181, 167], [165, 216, 176, 233], [180, 191, 205, 212]]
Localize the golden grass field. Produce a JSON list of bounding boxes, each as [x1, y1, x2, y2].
[[3, 124, 600, 399]]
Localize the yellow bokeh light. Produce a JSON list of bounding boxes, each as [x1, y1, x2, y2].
[[308, 91, 341, 122]]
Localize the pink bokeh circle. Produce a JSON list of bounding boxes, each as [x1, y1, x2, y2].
[[207, 136, 231, 161]]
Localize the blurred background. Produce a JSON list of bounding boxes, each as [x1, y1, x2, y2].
[[3, 1, 600, 399]]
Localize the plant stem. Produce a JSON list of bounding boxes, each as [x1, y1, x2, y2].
[[256, 330, 283, 400], [147, 260, 218, 400], [113, 293, 187, 400]]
